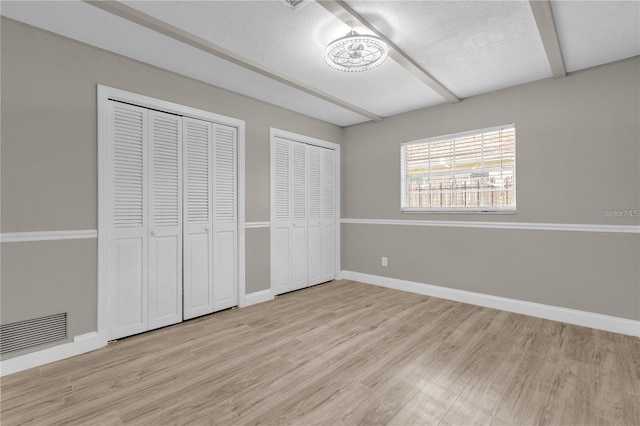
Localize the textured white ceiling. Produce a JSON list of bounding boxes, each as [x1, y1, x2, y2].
[[346, 0, 553, 98], [122, 0, 445, 117], [551, 0, 640, 72], [2, 0, 638, 127]]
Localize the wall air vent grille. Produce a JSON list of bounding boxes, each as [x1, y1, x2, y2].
[[0, 313, 68, 355]]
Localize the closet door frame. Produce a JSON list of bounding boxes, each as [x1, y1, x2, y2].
[[98, 85, 246, 345], [269, 128, 341, 296]]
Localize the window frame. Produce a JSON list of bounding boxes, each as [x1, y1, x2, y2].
[[401, 124, 516, 214]]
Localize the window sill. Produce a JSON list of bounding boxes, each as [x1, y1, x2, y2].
[[401, 208, 516, 215]]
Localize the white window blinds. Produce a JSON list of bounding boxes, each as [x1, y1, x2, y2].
[[401, 124, 516, 212]]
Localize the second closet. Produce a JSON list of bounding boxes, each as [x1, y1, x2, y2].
[[271, 133, 338, 295]]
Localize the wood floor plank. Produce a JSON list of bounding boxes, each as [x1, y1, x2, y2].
[[387, 386, 449, 426], [1, 280, 638, 426], [437, 338, 521, 425]]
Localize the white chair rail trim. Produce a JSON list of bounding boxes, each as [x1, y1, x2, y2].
[[245, 222, 270, 229], [340, 218, 639, 234], [1, 230, 98, 243]]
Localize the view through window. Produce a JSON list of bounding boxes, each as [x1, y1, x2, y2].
[[401, 124, 516, 212]]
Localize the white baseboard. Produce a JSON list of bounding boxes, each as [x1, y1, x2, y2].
[[1, 288, 276, 377], [244, 289, 274, 307], [339, 270, 640, 338], [0, 332, 105, 377]]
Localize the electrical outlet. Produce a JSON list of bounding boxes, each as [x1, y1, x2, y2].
[[382, 256, 388, 267]]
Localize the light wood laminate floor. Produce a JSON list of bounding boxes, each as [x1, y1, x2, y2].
[[2, 280, 639, 425]]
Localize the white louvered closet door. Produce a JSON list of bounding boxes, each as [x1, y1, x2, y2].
[[107, 104, 184, 339], [106, 94, 241, 338], [182, 117, 214, 320], [271, 138, 292, 295], [213, 124, 238, 311], [321, 148, 336, 281], [107, 101, 149, 340], [148, 111, 183, 329], [306, 145, 323, 286], [291, 141, 308, 291], [271, 136, 337, 295]]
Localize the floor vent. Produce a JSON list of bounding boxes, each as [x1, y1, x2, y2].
[[0, 313, 68, 355]]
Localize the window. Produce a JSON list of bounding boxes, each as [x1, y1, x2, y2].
[[401, 124, 516, 213]]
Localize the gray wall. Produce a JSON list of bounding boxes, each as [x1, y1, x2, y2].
[[342, 57, 640, 320], [0, 18, 342, 358]]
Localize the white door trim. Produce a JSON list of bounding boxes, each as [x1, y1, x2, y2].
[[98, 84, 246, 346]]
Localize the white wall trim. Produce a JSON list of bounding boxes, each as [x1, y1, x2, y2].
[[1, 230, 98, 243], [245, 221, 270, 229], [244, 289, 275, 307], [340, 218, 640, 234], [338, 271, 640, 338], [98, 86, 246, 128], [0, 332, 104, 377], [270, 128, 340, 151]]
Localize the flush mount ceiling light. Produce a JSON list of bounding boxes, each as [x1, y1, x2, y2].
[[324, 30, 389, 72]]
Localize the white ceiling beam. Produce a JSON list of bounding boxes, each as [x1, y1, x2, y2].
[[529, 0, 567, 78], [83, 0, 383, 123], [316, 0, 460, 104]]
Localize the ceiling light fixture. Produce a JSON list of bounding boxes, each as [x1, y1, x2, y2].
[[324, 30, 389, 72]]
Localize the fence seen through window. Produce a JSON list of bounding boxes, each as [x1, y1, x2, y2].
[[401, 125, 516, 212]]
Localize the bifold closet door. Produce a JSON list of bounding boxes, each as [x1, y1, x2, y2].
[[290, 141, 308, 291], [183, 118, 214, 320], [107, 99, 239, 337], [321, 148, 336, 282], [271, 138, 292, 295], [183, 119, 238, 318], [306, 145, 323, 286], [107, 102, 182, 340], [147, 111, 183, 330], [271, 138, 309, 294], [308, 145, 335, 285], [271, 137, 336, 295], [212, 124, 238, 311], [107, 102, 148, 340]]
